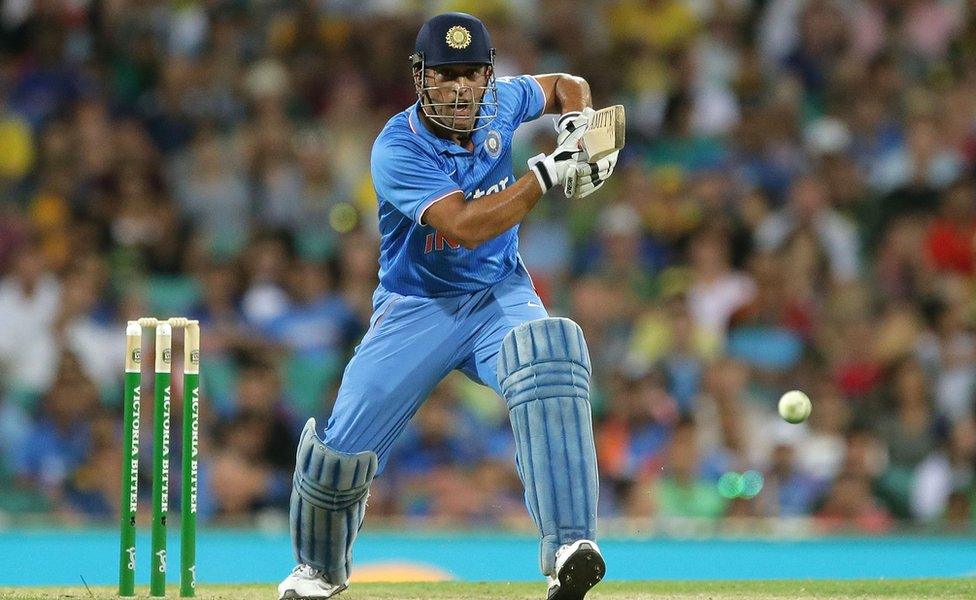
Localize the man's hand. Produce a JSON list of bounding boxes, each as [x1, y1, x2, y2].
[[555, 108, 593, 146], [527, 112, 589, 192], [563, 149, 619, 199], [556, 106, 623, 198]]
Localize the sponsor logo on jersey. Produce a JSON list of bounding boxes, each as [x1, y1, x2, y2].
[[471, 176, 509, 199], [425, 177, 511, 254]]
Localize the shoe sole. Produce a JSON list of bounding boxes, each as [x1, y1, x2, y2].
[[547, 543, 605, 600], [279, 584, 347, 599]]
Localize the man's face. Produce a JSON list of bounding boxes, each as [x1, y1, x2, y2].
[[420, 63, 489, 132]]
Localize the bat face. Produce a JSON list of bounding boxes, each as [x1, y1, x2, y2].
[[582, 105, 626, 162]]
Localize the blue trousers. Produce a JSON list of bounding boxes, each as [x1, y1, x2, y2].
[[324, 263, 547, 472]]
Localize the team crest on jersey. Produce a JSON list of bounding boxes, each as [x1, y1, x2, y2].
[[485, 130, 502, 157], [445, 26, 472, 49]]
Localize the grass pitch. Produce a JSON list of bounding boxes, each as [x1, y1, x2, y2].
[[1, 579, 975, 600]]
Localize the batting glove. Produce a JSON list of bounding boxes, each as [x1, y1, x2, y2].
[[555, 107, 596, 146], [527, 112, 589, 193], [564, 149, 619, 199]]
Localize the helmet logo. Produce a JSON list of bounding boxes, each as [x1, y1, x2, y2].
[[445, 26, 472, 49]]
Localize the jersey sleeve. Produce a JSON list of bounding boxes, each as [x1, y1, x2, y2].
[[496, 75, 547, 125], [371, 137, 461, 224]]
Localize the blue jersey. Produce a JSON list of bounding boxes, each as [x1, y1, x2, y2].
[[370, 75, 546, 297]]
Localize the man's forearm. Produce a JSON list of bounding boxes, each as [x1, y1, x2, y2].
[[449, 174, 543, 248]]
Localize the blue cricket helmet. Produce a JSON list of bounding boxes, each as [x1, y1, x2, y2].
[[410, 12, 498, 134], [411, 12, 494, 68]]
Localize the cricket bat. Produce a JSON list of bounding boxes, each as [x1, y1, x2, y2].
[[581, 104, 625, 162]]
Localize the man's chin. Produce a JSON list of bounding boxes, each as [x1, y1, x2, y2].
[[434, 115, 474, 132]]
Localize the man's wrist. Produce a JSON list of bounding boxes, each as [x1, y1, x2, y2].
[[556, 111, 584, 134], [527, 152, 556, 192]]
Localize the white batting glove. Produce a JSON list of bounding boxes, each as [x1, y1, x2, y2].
[[527, 112, 589, 192], [555, 107, 596, 146], [564, 149, 619, 199]]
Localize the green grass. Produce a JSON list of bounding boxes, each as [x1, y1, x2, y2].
[[1, 579, 975, 600]]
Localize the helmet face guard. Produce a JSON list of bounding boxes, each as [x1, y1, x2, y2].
[[411, 50, 499, 135]]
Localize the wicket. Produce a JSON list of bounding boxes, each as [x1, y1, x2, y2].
[[118, 317, 200, 597]]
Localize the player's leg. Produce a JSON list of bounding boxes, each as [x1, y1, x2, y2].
[[459, 262, 549, 396], [496, 317, 604, 599], [280, 421, 374, 599], [322, 291, 466, 467], [281, 291, 461, 598], [463, 266, 604, 599]]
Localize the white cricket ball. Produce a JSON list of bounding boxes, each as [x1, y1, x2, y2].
[[778, 390, 812, 424]]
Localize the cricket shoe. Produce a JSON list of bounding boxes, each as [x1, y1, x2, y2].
[[546, 540, 605, 600], [278, 564, 347, 599]]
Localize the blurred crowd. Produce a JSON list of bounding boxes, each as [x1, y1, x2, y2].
[[1, 0, 976, 535]]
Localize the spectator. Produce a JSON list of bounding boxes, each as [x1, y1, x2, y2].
[[755, 174, 861, 283], [0, 241, 60, 398], [653, 417, 727, 522], [874, 358, 939, 518], [757, 436, 824, 518], [815, 471, 893, 534]]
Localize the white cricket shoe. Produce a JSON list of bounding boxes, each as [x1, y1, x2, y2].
[[546, 540, 605, 600], [277, 564, 347, 599]]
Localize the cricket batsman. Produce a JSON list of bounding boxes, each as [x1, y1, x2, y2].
[[278, 12, 619, 600]]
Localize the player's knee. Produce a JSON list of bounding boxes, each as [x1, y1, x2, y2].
[[497, 317, 592, 409], [294, 418, 377, 510]]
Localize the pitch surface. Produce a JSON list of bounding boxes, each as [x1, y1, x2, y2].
[[2, 579, 975, 599]]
